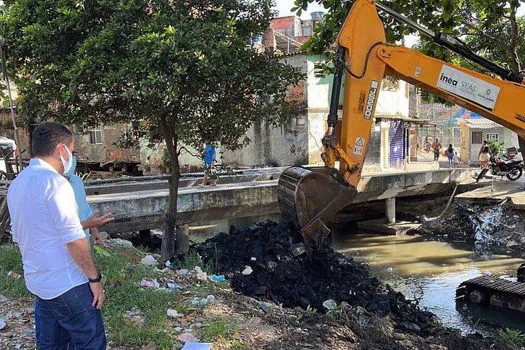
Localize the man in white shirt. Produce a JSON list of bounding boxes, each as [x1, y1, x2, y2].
[[7, 122, 114, 349]]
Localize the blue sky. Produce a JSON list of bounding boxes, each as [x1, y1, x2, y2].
[[275, 0, 326, 19]]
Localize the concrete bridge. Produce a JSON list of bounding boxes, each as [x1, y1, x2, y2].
[[86, 167, 474, 234]]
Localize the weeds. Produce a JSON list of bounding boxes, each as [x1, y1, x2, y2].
[[202, 318, 237, 342], [0, 244, 30, 299], [497, 328, 525, 347]]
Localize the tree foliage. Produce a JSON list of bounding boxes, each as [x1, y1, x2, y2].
[[294, 0, 524, 103], [1, 0, 303, 258]]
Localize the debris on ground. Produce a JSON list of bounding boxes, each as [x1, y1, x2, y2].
[[191, 295, 215, 307], [107, 238, 134, 248], [210, 274, 225, 282], [167, 309, 184, 318], [181, 342, 212, 350], [195, 220, 513, 349], [414, 200, 525, 254], [140, 255, 158, 266], [123, 308, 145, 328], [178, 332, 199, 343], [6, 271, 21, 280]]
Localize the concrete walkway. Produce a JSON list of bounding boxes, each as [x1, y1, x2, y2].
[[456, 181, 525, 209]]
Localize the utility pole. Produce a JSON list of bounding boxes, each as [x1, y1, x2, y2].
[[0, 36, 24, 173]]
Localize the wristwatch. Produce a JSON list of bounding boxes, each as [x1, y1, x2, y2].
[[88, 273, 102, 283]]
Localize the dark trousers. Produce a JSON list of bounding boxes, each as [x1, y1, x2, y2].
[[35, 283, 106, 350]]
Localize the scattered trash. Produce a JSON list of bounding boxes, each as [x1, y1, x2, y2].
[[182, 342, 213, 350], [210, 274, 225, 282], [191, 295, 215, 307], [0, 295, 8, 303], [290, 243, 306, 257], [178, 332, 199, 343], [109, 238, 134, 248], [259, 303, 270, 313], [7, 271, 21, 280], [0, 318, 5, 330], [139, 278, 160, 289], [167, 309, 184, 318], [166, 280, 183, 290], [241, 266, 253, 275], [177, 269, 189, 277], [174, 326, 183, 332], [151, 229, 164, 237], [322, 299, 337, 311], [165, 260, 172, 268], [194, 266, 208, 281], [24, 328, 35, 334], [99, 231, 110, 240], [123, 308, 145, 328], [250, 257, 257, 261], [141, 255, 158, 266]]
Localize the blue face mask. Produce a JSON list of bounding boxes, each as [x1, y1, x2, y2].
[[63, 155, 77, 177]]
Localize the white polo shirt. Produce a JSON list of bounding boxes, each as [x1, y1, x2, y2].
[[7, 158, 88, 300]]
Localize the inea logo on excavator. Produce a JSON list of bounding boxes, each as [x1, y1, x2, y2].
[[364, 81, 379, 120], [440, 73, 458, 86]]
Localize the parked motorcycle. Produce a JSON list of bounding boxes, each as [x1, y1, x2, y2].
[[476, 151, 523, 182]]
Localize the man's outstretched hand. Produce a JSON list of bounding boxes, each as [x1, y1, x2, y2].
[[82, 210, 114, 230]]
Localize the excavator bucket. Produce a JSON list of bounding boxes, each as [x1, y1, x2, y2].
[[278, 166, 357, 246]]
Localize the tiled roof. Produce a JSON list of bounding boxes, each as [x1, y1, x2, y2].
[[460, 118, 501, 129]]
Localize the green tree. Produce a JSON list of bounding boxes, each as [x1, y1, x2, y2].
[[0, 0, 303, 259], [295, 0, 524, 80]]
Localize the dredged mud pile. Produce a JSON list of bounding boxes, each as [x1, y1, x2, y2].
[[197, 221, 440, 334]]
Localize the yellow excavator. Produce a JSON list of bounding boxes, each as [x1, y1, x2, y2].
[[278, 0, 525, 246]]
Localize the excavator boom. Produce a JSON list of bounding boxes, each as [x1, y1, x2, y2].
[[278, 0, 525, 246]]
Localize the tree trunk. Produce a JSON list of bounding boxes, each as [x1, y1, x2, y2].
[[160, 121, 181, 261], [508, 2, 521, 74]]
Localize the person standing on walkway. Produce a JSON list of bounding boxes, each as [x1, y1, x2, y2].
[[432, 138, 442, 161], [63, 153, 105, 246], [7, 122, 114, 349], [446, 144, 455, 168], [478, 140, 490, 168], [201, 143, 217, 186]]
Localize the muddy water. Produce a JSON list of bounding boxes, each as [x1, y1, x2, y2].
[[333, 233, 525, 335]]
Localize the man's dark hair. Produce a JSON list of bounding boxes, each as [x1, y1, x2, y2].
[[32, 122, 74, 157]]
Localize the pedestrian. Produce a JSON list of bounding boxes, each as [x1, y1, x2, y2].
[[478, 140, 490, 168], [445, 144, 455, 168], [63, 153, 105, 247], [7, 122, 114, 349], [432, 138, 442, 161], [453, 151, 460, 167], [201, 143, 218, 186]]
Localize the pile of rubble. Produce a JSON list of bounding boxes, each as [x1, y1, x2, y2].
[[416, 201, 525, 253], [196, 221, 443, 334]]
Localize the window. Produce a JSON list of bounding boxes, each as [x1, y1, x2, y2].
[[486, 133, 499, 142], [89, 130, 102, 144], [472, 131, 483, 144]]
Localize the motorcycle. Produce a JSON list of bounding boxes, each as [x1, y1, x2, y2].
[[476, 151, 523, 182]]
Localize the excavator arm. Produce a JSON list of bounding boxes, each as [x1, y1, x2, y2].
[[278, 0, 525, 246]]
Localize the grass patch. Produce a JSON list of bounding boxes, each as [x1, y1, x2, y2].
[[93, 245, 178, 348], [202, 318, 238, 342], [0, 244, 31, 298], [0, 243, 189, 349], [496, 328, 525, 347]]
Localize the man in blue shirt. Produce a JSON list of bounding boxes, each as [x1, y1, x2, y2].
[[63, 154, 104, 246], [201, 144, 217, 186]]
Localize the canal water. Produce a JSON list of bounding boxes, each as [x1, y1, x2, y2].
[[333, 232, 525, 336]]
